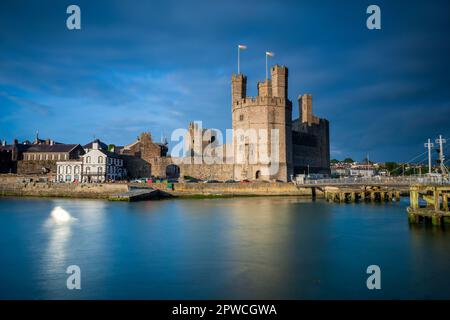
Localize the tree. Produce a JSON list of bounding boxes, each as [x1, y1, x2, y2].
[[343, 158, 354, 163], [330, 159, 339, 164]]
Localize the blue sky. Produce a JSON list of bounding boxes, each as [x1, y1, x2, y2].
[[0, 0, 449, 162]]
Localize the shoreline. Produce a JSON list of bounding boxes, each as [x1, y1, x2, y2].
[[0, 181, 316, 201]]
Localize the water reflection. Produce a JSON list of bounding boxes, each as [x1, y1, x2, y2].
[[39, 200, 108, 297], [1, 197, 449, 299], [42, 206, 75, 275]]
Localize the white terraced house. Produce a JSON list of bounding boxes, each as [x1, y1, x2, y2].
[[81, 141, 125, 183], [56, 141, 126, 183]]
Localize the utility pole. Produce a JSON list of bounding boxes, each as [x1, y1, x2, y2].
[[424, 138, 434, 174], [435, 135, 446, 174]]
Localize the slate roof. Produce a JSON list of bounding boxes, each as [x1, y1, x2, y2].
[[83, 139, 108, 150], [23, 144, 80, 153]]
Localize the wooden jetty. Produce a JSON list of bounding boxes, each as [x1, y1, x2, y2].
[[324, 186, 401, 203], [407, 185, 450, 225]]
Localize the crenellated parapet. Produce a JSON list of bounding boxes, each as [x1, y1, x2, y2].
[[232, 96, 286, 111]]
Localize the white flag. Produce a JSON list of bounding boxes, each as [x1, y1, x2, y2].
[[266, 51, 274, 57], [238, 44, 247, 50]]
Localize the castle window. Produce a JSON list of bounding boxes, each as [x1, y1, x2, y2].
[[239, 114, 244, 121]]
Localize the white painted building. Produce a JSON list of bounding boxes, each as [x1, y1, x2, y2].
[[56, 141, 126, 183], [81, 142, 125, 183], [56, 160, 83, 183]]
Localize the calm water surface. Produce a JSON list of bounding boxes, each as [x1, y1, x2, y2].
[[0, 196, 449, 299]]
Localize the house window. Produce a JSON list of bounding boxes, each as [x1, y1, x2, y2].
[[65, 154, 68, 160], [58, 166, 62, 174], [66, 175, 71, 182], [74, 175, 79, 181], [86, 156, 91, 164], [67, 166, 71, 174], [86, 167, 90, 174], [98, 167, 103, 174], [59, 175, 63, 182], [98, 156, 103, 163], [74, 166, 80, 174]]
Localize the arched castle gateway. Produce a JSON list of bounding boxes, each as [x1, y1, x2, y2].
[[120, 65, 330, 182]]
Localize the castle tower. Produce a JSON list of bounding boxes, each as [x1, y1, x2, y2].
[[271, 65, 288, 98], [231, 74, 247, 104], [257, 79, 272, 97], [231, 66, 293, 182], [299, 94, 319, 125]]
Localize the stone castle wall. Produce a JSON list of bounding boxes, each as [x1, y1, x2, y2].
[[292, 118, 330, 174], [17, 160, 57, 175]]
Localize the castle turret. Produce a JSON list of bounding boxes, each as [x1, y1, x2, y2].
[[257, 79, 272, 97], [231, 74, 247, 103], [299, 94, 319, 125], [271, 65, 288, 99]]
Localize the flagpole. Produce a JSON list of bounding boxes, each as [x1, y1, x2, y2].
[[238, 46, 240, 74], [265, 53, 268, 80]]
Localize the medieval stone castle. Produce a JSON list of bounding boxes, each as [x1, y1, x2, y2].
[[0, 64, 330, 182]]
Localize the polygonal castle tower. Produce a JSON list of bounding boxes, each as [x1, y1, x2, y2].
[[231, 65, 293, 181]]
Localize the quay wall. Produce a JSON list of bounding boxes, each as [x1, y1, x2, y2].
[[0, 181, 128, 199], [0, 174, 318, 199], [149, 182, 316, 197]]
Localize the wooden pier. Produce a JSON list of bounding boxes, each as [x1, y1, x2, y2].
[[324, 186, 401, 203], [407, 185, 450, 226]]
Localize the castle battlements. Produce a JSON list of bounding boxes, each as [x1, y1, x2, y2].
[[232, 96, 286, 110]]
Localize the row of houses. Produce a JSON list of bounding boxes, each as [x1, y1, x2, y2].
[[0, 132, 171, 182], [330, 162, 388, 177], [0, 135, 125, 182], [56, 141, 125, 183]]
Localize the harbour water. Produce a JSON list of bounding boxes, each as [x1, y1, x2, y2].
[[0, 196, 449, 299]]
